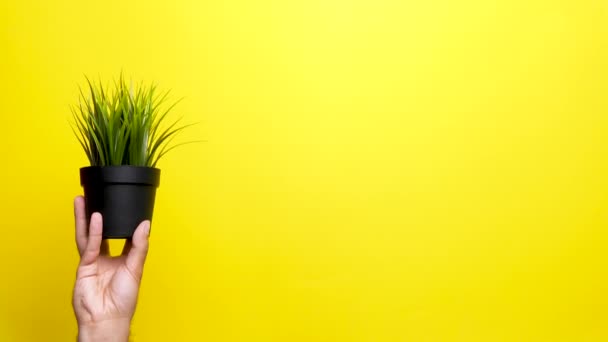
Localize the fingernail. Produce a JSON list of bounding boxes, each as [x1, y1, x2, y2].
[[144, 221, 151, 236]]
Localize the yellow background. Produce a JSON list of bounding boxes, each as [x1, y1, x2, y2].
[[1, 0, 607, 340]]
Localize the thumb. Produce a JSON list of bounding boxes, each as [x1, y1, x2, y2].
[[125, 220, 150, 281]]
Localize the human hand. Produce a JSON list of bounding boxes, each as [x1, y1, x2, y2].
[[72, 196, 150, 342]]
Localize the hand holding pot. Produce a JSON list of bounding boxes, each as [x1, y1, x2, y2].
[[72, 196, 150, 342]]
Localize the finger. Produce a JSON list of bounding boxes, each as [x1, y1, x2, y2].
[[125, 220, 150, 281], [121, 240, 133, 256], [74, 196, 88, 256], [81, 213, 103, 266]]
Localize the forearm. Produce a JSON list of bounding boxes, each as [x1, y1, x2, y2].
[[78, 319, 131, 342]]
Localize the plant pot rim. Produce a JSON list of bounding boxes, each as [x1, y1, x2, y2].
[[81, 165, 160, 170], [80, 165, 160, 186]]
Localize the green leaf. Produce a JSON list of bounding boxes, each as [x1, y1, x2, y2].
[[70, 73, 197, 167]]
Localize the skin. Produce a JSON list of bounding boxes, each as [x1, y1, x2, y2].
[[72, 196, 150, 342]]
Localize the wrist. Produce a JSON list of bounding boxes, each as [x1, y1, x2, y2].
[[78, 318, 131, 342]]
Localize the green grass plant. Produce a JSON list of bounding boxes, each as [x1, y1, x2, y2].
[[72, 74, 193, 167]]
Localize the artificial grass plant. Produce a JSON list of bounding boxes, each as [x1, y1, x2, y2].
[[72, 74, 192, 167]]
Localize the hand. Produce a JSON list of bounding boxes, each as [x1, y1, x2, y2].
[[72, 196, 150, 342]]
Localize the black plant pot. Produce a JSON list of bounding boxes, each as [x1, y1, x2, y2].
[[80, 166, 161, 239]]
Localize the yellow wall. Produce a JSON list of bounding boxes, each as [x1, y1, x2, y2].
[[1, 0, 607, 340]]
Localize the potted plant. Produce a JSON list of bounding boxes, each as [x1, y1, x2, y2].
[[72, 74, 191, 238]]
